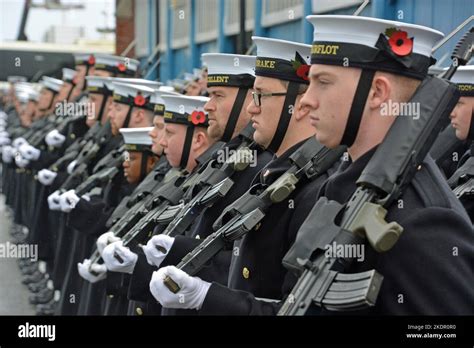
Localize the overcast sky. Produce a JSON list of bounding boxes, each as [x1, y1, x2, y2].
[[0, 0, 115, 42]]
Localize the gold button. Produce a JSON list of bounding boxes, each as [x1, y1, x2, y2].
[[108, 295, 114, 299], [242, 267, 250, 279], [136, 307, 143, 316], [255, 223, 261, 231], [70, 133, 76, 139]]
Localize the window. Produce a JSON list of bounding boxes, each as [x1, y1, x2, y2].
[[171, 0, 190, 49], [261, 0, 303, 27], [196, 0, 219, 43], [224, 0, 255, 36]]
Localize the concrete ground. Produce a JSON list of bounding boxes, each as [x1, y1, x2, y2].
[[0, 195, 35, 315]]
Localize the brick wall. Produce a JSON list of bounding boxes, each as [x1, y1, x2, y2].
[[115, 0, 135, 57]]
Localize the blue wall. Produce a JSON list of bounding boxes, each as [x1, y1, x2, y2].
[[157, 0, 473, 81]]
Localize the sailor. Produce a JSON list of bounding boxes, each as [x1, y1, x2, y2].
[[447, 65, 474, 222], [148, 37, 337, 315], [296, 15, 473, 314]]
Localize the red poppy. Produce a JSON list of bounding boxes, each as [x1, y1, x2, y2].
[[134, 94, 146, 106], [88, 55, 95, 66], [190, 111, 206, 125], [296, 65, 310, 81], [388, 30, 413, 57], [118, 63, 127, 72]]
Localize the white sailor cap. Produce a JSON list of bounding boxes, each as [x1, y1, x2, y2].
[[112, 78, 162, 89], [8, 76, 27, 84], [112, 82, 156, 111], [306, 15, 444, 79], [62, 68, 76, 83], [202, 53, 256, 88], [450, 65, 474, 97], [94, 53, 140, 76], [15, 83, 39, 102], [85, 76, 113, 95], [41, 76, 64, 93], [119, 127, 153, 152], [184, 73, 198, 84], [168, 79, 187, 92], [74, 53, 96, 66], [252, 36, 311, 84], [159, 85, 180, 94], [162, 95, 209, 127], [151, 87, 181, 116]]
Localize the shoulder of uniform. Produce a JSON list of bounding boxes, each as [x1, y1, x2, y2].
[[412, 155, 460, 210]]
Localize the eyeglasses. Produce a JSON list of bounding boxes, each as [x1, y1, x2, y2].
[[251, 91, 287, 107]]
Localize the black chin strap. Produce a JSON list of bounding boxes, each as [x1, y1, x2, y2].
[[39, 90, 58, 112], [340, 69, 376, 147], [97, 93, 110, 123], [222, 88, 248, 142], [82, 65, 90, 91], [66, 82, 76, 101], [267, 81, 300, 153], [180, 126, 195, 169], [139, 151, 150, 182], [122, 105, 133, 128]]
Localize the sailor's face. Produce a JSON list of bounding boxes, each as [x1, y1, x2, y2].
[[109, 101, 130, 136], [38, 88, 54, 110], [87, 93, 104, 127], [450, 96, 474, 141], [205, 86, 239, 141], [123, 150, 142, 184], [149, 115, 165, 156], [185, 81, 201, 96], [159, 123, 186, 168], [57, 81, 72, 102], [94, 70, 112, 78], [301, 64, 360, 148], [247, 76, 286, 149]]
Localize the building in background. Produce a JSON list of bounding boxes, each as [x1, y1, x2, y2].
[[122, 0, 473, 82], [43, 25, 85, 44]]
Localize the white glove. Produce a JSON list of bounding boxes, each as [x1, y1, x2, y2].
[[19, 143, 40, 161], [97, 232, 121, 255], [14, 153, 29, 168], [2, 145, 14, 163], [67, 160, 77, 174], [59, 189, 80, 213], [0, 130, 8, 138], [38, 169, 57, 186], [47, 190, 62, 211], [12, 137, 28, 149], [45, 129, 66, 148], [0, 137, 11, 146], [142, 235, 175, 268], [0, 111, 7, 120], [78, 259, 107, 283], [102, 241, 138, 274], [0, 119, 7, 127], [149, 266, 211, 310]]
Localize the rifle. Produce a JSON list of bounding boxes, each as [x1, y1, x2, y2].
[[278, 27, 472, 316], [49, 123, 103, 172], [159, 123, 259, 237], [86, 169, 185, 273], [163, 137, 345, 293], [430, 124, 463, 166], [449, 153, 474, 198]]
